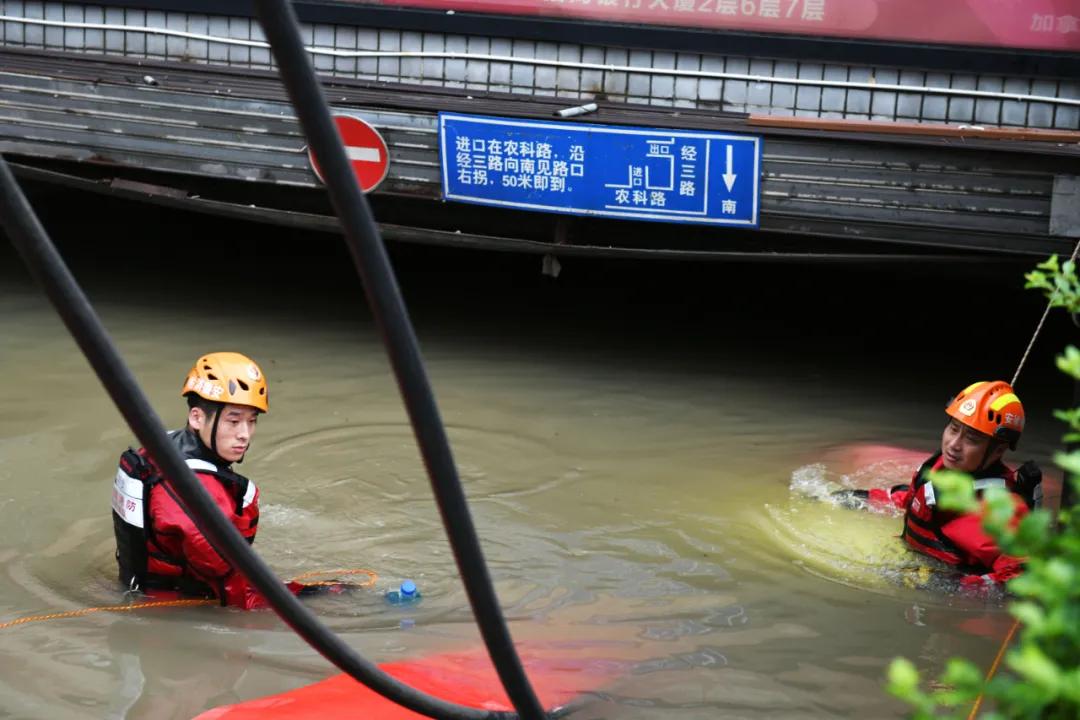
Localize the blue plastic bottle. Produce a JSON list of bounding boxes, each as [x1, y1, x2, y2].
[[384, 579, 421, 605]]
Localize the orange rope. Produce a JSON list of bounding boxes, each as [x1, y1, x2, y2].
[[0, 598, 216, 630], [0, 568, 378, 630], [966, 618, 1021, 720], [288, 568, 378, 588]]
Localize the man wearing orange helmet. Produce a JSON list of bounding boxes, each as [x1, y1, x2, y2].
[[111, 352, 276, 609], [849, 381, 1041, 586]]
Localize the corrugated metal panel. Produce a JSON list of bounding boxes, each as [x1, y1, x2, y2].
[[0, 61, 440, 188], [1050, 176, 1080, 239], [1, 0, 1077, 129], [762, 137, 1056, 237]]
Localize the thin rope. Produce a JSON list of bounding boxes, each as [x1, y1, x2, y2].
[[966, 618, 1021, 720], [0, 598, 215, 630], [0, 569, 377, 630], [1011, 239, 1080, 388]]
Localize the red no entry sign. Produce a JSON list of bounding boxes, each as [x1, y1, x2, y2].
[[308, 114, 390, 193]]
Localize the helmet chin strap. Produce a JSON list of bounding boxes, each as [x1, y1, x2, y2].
[[209, 406, 222, 459], [976, 440, 1005, 474], [196, 403, 228, 466]]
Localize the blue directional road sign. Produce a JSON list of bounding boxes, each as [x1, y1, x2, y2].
[[439, 113, 761, 227]]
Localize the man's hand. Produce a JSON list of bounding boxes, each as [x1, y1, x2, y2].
[[831, 489, 869, 509], [960, 573, 997, 587], [832, 484, 911, 510]]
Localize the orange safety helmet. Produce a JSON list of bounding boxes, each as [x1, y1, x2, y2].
[[181, 352, 269, 413], [945, 380, 1023, 450]]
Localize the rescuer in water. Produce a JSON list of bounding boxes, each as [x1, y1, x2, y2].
[[837, 381, 1042, 586], [111, 351, 288, 609]]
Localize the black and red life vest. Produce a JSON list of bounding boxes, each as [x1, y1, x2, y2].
[[900, 452, 1017, 568], [111, 428, 257, 595]]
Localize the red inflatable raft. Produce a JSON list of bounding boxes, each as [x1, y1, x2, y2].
[[196, 645, 622, 719], [818, 443, 928, 478]]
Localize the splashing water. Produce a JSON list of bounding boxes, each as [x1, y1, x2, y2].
[[763, 460, 974, 597], [789, 461, 906, 514]]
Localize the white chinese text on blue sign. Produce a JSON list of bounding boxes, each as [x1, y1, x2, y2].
[[439, 113, 761, 227]]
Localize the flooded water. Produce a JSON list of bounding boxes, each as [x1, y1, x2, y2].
[[0, 190, 1074, 719]]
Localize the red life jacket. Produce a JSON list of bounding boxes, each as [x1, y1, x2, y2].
[[111, 429, 258, 595], [900, 452, 1016, 568]]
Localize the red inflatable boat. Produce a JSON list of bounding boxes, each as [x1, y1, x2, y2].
[[196, 644, 622, 719]]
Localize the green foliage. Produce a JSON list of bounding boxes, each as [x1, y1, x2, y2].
[[1055, 346, 1080, 384], [1024, 256, 1080, 314], [887, 255, 1080, 719], [932, 470, 978, 513]]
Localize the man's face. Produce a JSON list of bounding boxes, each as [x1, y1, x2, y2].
[[940, 418, 1002, 473], [190, 403, 259, 463]]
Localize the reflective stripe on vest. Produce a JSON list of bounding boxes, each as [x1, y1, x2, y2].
[[112, 457, 257, 530]]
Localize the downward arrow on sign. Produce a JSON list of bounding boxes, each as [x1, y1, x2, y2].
[[722, 144, 737, 192]]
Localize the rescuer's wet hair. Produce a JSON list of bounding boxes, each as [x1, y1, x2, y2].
[[185, 392, 222, 419]]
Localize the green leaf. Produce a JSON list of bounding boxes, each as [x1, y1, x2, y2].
[[929, 469, 977, 513], [1040, 255, 1061, 270], [1013, 511, 1052, 555], [1043, 558, 1075, 593], [1010, 601, 1046, 633], [1007, 643, 1062, 694], [1054, 406, 1080, 429], [1006, 571, 1039, 598], [1036, 255, 1061, 274], [941, 657, 982, 693], [1054, 450, 1080, 476], [1056, 346, 1080, 380], [887, 657, 920, 697], [1061, 667, 1080, 703], [1024, 270, 1047, 290], [982, 486, 1016, 538]]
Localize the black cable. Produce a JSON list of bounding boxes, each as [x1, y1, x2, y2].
[[0, 155, 518, 720], [250, 3, 545, 719]]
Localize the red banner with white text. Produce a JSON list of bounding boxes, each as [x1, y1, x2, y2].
[[346, 0, 1080, 51]]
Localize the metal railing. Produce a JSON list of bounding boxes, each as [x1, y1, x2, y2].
[[1, 1, 1077, 129]]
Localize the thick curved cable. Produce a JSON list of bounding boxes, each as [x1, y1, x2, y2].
[[251, 2, 545, 719], [0, 156, 516, 720]]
